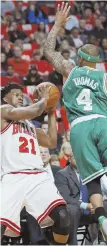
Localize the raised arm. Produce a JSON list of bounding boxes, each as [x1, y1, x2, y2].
[[36, 110, 57, 149], [1, 86, 49, 121], [43, 2, 74, 78], [1, 100, 47, 121]]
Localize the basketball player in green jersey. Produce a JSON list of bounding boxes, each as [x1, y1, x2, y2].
[[43, 2, 107, 241]]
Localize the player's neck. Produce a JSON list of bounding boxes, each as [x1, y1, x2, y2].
[[83, 62, 96, 69]]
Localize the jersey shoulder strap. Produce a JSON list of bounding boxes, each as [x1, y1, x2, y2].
[[63, 66, 77, 88]]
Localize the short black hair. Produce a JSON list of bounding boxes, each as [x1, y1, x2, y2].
[[61, 49, 70, 55], [1, 82, 23, 103], [41, 121, 48, 126]]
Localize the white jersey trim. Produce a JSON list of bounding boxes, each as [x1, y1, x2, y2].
[[1, 122, 13, 134], [63, 66, 77, 89], [71, 114, 107, 128], [0, 218, 20, 234]]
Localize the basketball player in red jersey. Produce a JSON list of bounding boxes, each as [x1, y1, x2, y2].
[[0, 83, 70, 244]]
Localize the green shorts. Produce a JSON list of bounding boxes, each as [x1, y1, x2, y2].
[[70, 116, 107, 184]]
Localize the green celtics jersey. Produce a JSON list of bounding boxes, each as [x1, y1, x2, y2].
[[63, 66, 107, 123]]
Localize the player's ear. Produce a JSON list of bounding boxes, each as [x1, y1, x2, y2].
[[3, 96, 8, 103], [78, 56, 83, 67]]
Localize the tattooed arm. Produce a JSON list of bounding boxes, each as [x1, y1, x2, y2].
[[43, 2, 74, 78]]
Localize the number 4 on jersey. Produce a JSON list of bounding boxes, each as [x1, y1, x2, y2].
[[76, 89, 92, 111]]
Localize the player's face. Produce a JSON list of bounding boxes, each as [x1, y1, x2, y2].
[[40, 147, 50, 164], [5, 89, 23, 107]]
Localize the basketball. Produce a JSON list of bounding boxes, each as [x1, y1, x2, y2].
[[33, 82, 60, 110]]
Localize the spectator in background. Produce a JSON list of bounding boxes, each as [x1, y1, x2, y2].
[[83, 8, 94, 31], [8, 46, 29, 76], [2, 13, 14, 26], [8, 22, 29, 43], [1, 1, 15, 18], [99, 13, 107, 29], [33, 22, 48, 47], [99, 1, 107, 14], [38, 21, 49, 33], [60, 39, 76, 63], [33, 31, 47, 48], [70, 27, 84, 49], [14, 39, 23, 49], [12, 1, 26, 24], [59, 142, 72, 168], [23, 66, 43, 86], [1, 39, 13, 59], [40, 147, 61, 178], [30, 50, 53, 77], [26, 2, 49, 24], [50, 155, 60, 168], [100, 38, 107, 62], [56, 27, 66, 48], [91, 18, 106, 42], [55, 154, 97, 245], [40, 146, 54, 181], [1, 65, 21, 86], [88, 35, 98, 46], [32, 21, 48, 46], [79, 19, 88, 44], [41, 121, 48, 134], [1, 53, 8, 75]]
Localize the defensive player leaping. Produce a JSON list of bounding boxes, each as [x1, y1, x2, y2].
[[43, 2, 107, 241]]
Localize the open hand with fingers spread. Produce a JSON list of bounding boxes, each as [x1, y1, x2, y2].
[[55, 2, 71, 27]]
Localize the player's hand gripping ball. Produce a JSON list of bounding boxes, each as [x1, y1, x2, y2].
[[33, 82, 60, 110]]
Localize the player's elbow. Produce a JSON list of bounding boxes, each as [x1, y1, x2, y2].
[[43, 44, 52, 60], [49, 140, 57, 149]]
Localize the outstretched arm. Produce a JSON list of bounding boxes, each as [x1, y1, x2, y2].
[[43, 2, 74, 78], [1, 85, 50, 121], [1, 99, 47, 121]]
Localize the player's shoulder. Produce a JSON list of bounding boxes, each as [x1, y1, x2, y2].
[[67, 66, 78, 79], [1, 104, 14, 116], [1, 104, 13, 110]]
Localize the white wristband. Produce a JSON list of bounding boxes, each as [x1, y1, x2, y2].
[[80, 202, 88, 210]]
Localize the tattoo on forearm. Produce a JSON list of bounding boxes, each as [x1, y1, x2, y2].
[[43, 25, 73, 76], [44, 25, 59, 55], [36, 99, 46, 115], [43, 25, 65, 75]]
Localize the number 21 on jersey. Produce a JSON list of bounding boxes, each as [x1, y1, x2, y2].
[[19, 137, 36, 155], [76, 89, 92, 111]]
